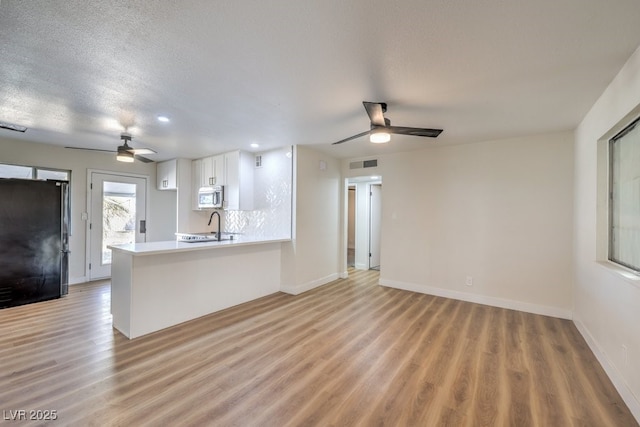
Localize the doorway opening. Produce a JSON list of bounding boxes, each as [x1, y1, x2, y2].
[[346, 176, 382, 272], [87, 171, 147, 280]]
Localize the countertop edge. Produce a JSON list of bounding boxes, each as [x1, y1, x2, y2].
[[108, 238, 290, 256]]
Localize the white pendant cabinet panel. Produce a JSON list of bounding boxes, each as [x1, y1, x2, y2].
[[157, 159, 177, 190], [224, 150, 253, 211], [191, 158, 202, 210]]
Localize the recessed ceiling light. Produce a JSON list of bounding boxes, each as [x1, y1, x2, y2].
[[250, 143, 260, 148], [0, 121, 27, 132], [157, 116, 170, 123]]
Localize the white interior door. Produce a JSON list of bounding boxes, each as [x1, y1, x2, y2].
[[89, 172, 147, 280], [369, 184, 382, 269]]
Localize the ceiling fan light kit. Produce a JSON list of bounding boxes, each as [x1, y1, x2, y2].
[[116, 150, 135, 163], [333, 101, 443, 145], [370, 129, 391, 143]]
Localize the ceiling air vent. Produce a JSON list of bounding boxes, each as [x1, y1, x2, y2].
[[0, 121, 27, 133], [349, 159, 378, 169]]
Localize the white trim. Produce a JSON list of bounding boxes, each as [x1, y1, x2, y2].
[[280, 273, 340, 295], [354, 262, 369, 270], [379, 278, 573, 320], [573, 317, 640, 423], [597, 261, 640, 290], [69, 276, 88, 285], [339, 270, 349, 279]]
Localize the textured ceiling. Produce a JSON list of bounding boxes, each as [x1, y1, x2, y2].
[[1, 1, 640, 161]]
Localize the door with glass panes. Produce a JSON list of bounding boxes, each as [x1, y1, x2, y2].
[[89, 172, 146, 280]]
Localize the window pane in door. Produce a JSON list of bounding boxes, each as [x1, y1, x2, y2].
[[102, 182, 136, 265]]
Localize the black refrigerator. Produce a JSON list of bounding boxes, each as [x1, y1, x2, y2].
[[0, 178, 70, 308]]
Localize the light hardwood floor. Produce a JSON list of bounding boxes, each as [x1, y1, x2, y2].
[[1, 269, 637, 426]]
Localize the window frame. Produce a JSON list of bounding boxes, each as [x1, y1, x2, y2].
[[608, 115, 640, 273]]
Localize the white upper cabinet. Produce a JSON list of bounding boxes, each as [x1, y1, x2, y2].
[[224, 150, 253, 211], [201, 156, 214, 187], [195, 155, 225, 187], [192, 150, 254, 211], [212, 154, 225, 186], [191, 158, 202, 210], [156, 159, 177, 190]]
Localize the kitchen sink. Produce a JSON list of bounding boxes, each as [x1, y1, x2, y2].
[[175, 232, 235, 243]]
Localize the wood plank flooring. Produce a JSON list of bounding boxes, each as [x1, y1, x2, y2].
[[0, 269, 637, 426]]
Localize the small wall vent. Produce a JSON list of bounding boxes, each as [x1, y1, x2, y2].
[[349, 159, 378, 169]]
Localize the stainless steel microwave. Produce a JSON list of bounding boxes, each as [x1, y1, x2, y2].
[[198, 185, 224, 209]]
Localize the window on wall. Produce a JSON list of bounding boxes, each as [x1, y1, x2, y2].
[[0, 163, 70, 181], [609, 116, 640, 273], [0, 164, 33, 179]]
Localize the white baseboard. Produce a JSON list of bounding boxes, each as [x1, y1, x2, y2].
[[573, 317, 640, 423], [379, 278, 573, 320], [281, 272, 340, 295], [339, 271, 349, 279], [69, 276, 88, 285]]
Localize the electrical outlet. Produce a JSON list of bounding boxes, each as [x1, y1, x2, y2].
[[622, 344, 628, 365], [465, 276, 473, 286]]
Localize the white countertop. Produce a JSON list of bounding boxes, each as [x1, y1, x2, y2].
[[108, 236, 290, 256]]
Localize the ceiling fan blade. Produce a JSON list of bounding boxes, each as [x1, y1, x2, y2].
[[332, 130, 371, 145], [65, 146, 116, 153], [387, 126, 443, 138], [363, 102, 387, 127], [128, 147, 157, 155], [134, 155, 154, 163]]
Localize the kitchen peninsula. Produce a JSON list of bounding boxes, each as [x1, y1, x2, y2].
[[109, 236, 288, 339]]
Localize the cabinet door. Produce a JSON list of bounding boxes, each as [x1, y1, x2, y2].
[[224, 151, 239, 209], [192, 158, 202, 210], [202, 156, 215, 187], [157, 159, 177, 190], [212, 154, 225, 186], [223, 151, 253, 210]]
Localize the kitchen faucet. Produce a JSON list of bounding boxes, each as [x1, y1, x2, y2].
[[207, 210, 222, 241]]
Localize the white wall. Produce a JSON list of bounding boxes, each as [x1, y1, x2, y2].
[[280, 145, 341, 294], [0, 136, 176, 284], [344, 132, 575, 318], [574, 44, 640, 418]]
